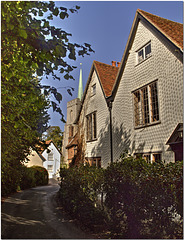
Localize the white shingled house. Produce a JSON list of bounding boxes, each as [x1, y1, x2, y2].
[[110, 9, 183, 164], [63, 9, 183, 167], [75, 60, 119, 167]]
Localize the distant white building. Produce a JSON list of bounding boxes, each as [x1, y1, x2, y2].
[[42, 140, 61, 178], [26, 140, 61, 178]]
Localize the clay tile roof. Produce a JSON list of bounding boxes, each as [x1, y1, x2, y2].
[[66, 133, 78, 149], [94, 61, 119, 97], [45, 140, 52, 145], [138, 9, 183, 50]]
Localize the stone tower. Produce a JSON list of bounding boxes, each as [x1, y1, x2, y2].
[[62, 64, 83, 165]]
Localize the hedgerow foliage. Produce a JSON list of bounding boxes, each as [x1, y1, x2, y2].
[[59, 159, 183, 239], [59, 165, 105, 230], [2, 165, 48, 196], [104, 158, 183, 238]]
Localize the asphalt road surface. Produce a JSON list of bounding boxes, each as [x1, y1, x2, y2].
[[1, 179, 93, 239]]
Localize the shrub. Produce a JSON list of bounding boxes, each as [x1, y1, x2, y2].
[[19, 165, 48, 190], [59, 165, 105, 230], [1, 160, 22, 196], [30, 166, 49, 186], [58, 159, 183, 238], [19, 165, 37, 189], [103, 158, 183, 239]]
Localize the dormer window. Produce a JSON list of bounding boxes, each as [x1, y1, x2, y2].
[[137, 42, 151, 64]]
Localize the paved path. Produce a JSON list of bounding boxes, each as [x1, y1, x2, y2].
[[1, 179, 93, 239]]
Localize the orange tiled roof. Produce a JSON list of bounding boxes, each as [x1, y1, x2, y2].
[[94, 61, 119, 97], [66, 133, 78, 149], [45, 140, 52, 145], [138, 9, 183, 50]]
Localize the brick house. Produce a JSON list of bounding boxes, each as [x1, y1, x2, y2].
[[63, 9, 183, 167]]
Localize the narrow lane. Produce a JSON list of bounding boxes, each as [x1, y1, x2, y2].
[[1, 180, 93, 239]]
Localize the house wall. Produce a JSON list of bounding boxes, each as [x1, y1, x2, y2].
[[78, 70, 111, 168], [62, 98, 81, 164], [25, 150, 43, 167], [42, 142, 61, 178], [112, 20, 183, 164]]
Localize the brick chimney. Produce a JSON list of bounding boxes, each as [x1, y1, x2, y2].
[[111, 61, 116, 67], [117, 62, 121, 68]]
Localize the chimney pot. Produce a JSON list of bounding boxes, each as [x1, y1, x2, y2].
[[117, 62, 121, 68], [111, 61, 116, 67]]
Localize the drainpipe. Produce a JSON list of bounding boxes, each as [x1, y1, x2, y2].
[[108, 101, 113, 163]]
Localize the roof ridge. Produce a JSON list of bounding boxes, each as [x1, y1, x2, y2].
[[137, 9, 183, 25], [94, 60, 119, 68], [137, 8, 183, 50]]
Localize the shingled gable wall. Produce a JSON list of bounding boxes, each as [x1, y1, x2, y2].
[[78, 69, 111, 168], [112, 15, 183, 163]]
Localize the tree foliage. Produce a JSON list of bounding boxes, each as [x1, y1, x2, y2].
[[1, 1, 94, 196], [2, 1, 94, 119], [43, 126, 63, 150]]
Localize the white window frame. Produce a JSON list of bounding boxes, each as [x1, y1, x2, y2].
[[48, 152, 54, 161], [47, 165, 53, 171], [137, 42, 151, 64], [135, 152, 162, 163]]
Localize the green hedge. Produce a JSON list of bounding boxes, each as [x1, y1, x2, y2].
[[20, 165, 48, 190], [59, 165, 105, 230], [30, 165, 49, 186], [59, 159, 183, 239], [1, 160, 22, 196], [2, 165, 49, 196], [104, 158, 183, 238]]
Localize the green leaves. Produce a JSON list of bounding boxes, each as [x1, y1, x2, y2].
[[60, 11, 69, 19], [104, 158, 183, 238], [1, 1, 94, 197], [18, 28, 28, 39]]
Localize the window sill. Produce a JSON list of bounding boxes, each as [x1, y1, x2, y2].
[[134, 120, 161, 130], [86, 138, 97, 143], [135, 55, 152, 67]]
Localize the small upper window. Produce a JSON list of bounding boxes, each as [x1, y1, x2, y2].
[[137, 42, 151, 64], [48, 153, 54, 161], [91, 84, 96, 96]]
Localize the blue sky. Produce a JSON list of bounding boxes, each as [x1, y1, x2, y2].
[[41, 1, 183, 131]]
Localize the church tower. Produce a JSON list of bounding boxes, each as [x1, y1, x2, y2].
[[62, 64, 83, 166]]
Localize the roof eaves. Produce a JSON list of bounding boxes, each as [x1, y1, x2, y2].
[[74, 62, 96, 124], [111, 11, 139, 100], [111, 9, 183, 101], [74, 60, 111, 123], [137, 9, 183, 53], [42, 140, 62, 155], [93, 61, 109, 99]]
